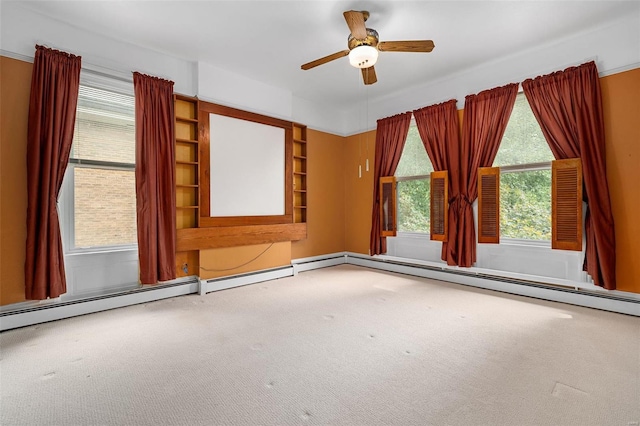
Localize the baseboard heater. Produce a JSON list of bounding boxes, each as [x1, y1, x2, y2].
[[345, 253, 640, 317], [1, 252, 637, 331], [0, 278, 199, 331], [291, 252, 348, 274], [199, 265, 295, 295]]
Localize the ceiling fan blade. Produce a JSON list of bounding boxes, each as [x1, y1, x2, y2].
[[301, 50, 350, 70], [378, 40, 435, 53], [343, 10, 367, 40], [361, 66, 377, 85]]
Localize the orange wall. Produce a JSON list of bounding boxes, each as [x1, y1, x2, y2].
[[344, 130, 375, 254], [600, 68, 640, 293], [0, 57, 31, 305], [1, 55, 638, 305], [291, 129, 346, 259], [199, 242, 291, 280]]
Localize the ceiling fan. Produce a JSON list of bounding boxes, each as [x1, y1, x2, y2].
[[301, 10, 435, 85]]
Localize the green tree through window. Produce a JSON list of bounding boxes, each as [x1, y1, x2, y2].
[[493, 94, 554, 240], [395, 125, 433, 233]]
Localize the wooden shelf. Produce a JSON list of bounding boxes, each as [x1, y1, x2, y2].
[[174, 94, 201, 239], [175, 93, 197, 102], [176, 116, 198, 124], [292, 123, 307, 225], [176, 138, 199, 144]]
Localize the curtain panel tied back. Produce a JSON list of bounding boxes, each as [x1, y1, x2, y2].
[[25, 45, 81, 300], [413, 99, 461, 264], [455, 83, 518, 267], [522, 61, 616, 290]]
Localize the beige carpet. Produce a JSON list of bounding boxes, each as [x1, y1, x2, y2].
[[1, 265, 639, 425]]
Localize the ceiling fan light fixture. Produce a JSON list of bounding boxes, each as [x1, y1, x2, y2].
[[348, 45, 378, 69]]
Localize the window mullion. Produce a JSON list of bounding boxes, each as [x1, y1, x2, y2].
[[396, 174, 431, 182], [69, 158, 135, 170], [499, 161, 551, 174]]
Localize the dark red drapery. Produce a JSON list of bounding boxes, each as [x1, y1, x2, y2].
[[369, 112, 412, 255], [454, 83, 518, 267], [522, 61, 615, 289], [25, 45, 81, 300], [133, 72, 177, 284], [412, 99, 461, 264]]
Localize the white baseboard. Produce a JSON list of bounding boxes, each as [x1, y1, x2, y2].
[[0, 279, 199, 331], [344, 252, 640, 317], [200, 266, 295, 294], [292, 252, 348, 274], [2, 251, 638, 331]]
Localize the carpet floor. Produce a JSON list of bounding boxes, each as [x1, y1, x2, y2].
[[1, 265, 639, 425]]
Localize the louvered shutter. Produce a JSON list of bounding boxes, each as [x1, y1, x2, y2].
[[430, 171, 448, 242], [552, 158, 583, 251], [478, 167, 500, 244], [379, 176, 397, 237]]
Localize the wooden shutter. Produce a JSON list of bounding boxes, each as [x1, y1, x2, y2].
[[379, 176, 397, 237], [430, 171, 448, 242], [478, 167, 500, 244], [552, 158, 583, 251]]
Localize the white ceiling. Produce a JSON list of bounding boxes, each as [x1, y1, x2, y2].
[[12, 1, 640, 110]]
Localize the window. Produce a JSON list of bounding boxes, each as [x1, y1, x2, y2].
[[61, 75, 137, 251], [493, 93, 554, 241], [395, 124, 434, 233]]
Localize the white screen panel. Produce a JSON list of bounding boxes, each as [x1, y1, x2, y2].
[[209, 113, 285, 217]]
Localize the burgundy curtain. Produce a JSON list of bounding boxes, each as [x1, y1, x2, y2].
[[454, 83, 518, 266], [370, 112, 412, 255], [522, 61, 615, 290], [25, 45, 81, 300], [413, 99, 461, 264], [133, 72, 176, 284]]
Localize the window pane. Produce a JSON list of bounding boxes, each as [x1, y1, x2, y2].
[[72, 86, 135, 164], [397, 179, 430, 233], [395, 126, 433, 177], [74, 167, 137, 248], [500, 170, 551, 240], [493, 94, 554, 166]]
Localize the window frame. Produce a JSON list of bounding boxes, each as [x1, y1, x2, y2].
[[394, 121, 434, 235], [497, 161, 553, 246], [59, 71, 137, 255], [492, 91, 555, 244]]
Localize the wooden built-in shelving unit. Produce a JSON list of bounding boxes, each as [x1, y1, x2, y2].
[[293, 123, 307, 224], [174, 94, 200, 277], [173, 98, 307, 258]]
